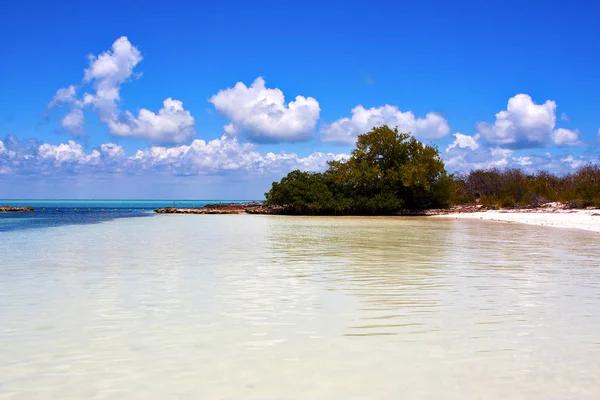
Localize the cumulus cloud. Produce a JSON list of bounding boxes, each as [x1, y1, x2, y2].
[[82, 36, 142, 119], [0, 136, 347, 177], [61, 109, 85, 136], [474, 94, 584, 149], [38, 141, 86, 166], [446, 133, 480, 152], [552, 128, 580, 146], [0, 140, 11, 174], [48, 85, 86, 135], [560, 154, 589, 170], [444, 132, 598, 174], [106, 98, 195, 144], [49, 85, 78, 107], [0, 140, 8, 156], [321, 104, 451, 145], [476, 94, 557, 148], [209, 77, 320, 143], [514, 156, 534, 166], [442, 94, 590, 172], [444, 144, 514, 172], [47, 37, 195, 144]]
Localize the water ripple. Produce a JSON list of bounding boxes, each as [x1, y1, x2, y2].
[[1, 215, 600, 398]]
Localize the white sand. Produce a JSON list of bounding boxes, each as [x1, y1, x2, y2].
[[433, 209, 600, 233]]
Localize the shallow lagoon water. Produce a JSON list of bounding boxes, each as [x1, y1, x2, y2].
[[1, 212, 600, 399]]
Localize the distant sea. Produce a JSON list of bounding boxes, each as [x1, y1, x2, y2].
[[0, 199, 256, 232]]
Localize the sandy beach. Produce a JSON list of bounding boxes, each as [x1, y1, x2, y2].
[[433, 208, 600, 233]]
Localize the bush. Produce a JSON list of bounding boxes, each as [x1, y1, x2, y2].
[[452, 164, 600, 208]]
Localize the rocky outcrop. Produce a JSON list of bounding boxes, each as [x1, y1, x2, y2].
[[154, 202, 283, 215], [424, 205, 489, 215], [0, 206, 34, 212]]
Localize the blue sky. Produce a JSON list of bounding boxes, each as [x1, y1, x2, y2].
[[1, 0, 599, 199]]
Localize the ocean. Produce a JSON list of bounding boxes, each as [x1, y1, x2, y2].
[[1, 201, 600, 398], [0, 200, 254, 233]]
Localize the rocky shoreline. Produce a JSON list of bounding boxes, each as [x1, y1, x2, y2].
[[154, 203, 498, 215], [154, 202, 599, 216], [155, 202, 284, 215], [154, 202, 440, 215], [0, 206, 34, 213]]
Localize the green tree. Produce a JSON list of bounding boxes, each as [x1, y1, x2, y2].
[[265, 125, 454, 214], [264, 170, 334, 214]]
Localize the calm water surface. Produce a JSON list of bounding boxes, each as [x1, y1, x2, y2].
[[1, 213, 599, 399]]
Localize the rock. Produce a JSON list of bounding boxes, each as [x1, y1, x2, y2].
[[0, 206, 34, 212], [425, 205, 488, 215], [154, 202, 282, 215]]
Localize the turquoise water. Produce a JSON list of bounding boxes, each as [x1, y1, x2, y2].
[[0, 200, 255, 232], [0, 199, 255, 209], [1, 211, 600, 398]]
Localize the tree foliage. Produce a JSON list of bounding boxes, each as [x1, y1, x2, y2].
[[265, 125, 454, 214], [452, 164, 600, 208]]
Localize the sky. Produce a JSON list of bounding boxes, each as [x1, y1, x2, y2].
[[1, 0, 599, 199]]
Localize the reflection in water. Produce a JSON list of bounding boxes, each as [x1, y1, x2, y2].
[[265, 217, 452, 337], [1, 215, 600, 399]]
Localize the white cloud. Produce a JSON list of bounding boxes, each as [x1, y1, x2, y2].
[[130, 135, 346, 175], [49, 85, 77, 107], [61, 109, 85, 135], [476, 94, 557, 148], [209, 77, 320, 143], [443, 94, 589, 172], [561, 155, 588, 169], [444, 137, 514, 171], [561, 112, 569, 121], [321, 104, 450, 145], [444, 134, 599, 174], [515, 156, 533, 166], [489, 148, 513, 169], [106, 98, 195, 144], [83, 36, 143, 117], [47, 37, 195, 144], [0, 136, 347, 177], [446, 133, 480, 152], [552, 128, 580, 146], [0, 140, 11, 174], [100, 143, 126, 159], [443, 144, 585, 173], [38, 141, 86, 166]]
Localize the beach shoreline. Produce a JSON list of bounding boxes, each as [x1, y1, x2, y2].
[[431, 206, 600, 233], [153, 202, 600, 233]]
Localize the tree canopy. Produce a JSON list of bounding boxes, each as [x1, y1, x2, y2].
[[265, 125, 454, 214]]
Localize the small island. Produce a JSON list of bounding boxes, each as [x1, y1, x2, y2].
[[0, 206, 34, 213]]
